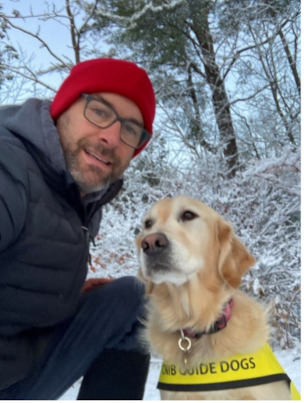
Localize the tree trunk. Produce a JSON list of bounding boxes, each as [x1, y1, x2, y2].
[[278, 28, 301, 97], [188, 9, 239, 177]]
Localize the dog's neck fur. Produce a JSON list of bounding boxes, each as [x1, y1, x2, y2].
[[182, 297, 234, 338], [146, 280, 269, 366], [150, 276, 232, 332]]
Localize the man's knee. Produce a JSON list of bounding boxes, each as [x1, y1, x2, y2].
[[81, 275, 146, 321], [108, 276, 145, 306]]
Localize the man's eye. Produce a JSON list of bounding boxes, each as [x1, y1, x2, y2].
[[181, 210, 198, 221], [124, 123, 140, 138], [91, 107, 107, 118]]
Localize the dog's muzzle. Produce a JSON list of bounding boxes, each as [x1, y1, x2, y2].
[[141, 232, 173, 273], [141, 232, 169, 255]]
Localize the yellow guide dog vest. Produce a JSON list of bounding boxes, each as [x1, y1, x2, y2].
[[158, 343, 300, 400]]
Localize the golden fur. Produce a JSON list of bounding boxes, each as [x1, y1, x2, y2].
[[136, 195, 291, 400]]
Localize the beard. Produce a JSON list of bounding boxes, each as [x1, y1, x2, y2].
[[62, 137, 128, 195]]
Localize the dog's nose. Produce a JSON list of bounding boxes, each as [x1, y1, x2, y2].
[[141, 233, 169, 255]]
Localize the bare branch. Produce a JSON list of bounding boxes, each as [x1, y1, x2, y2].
[[0, 14, 67, 67], [0, 63, 56, 92]]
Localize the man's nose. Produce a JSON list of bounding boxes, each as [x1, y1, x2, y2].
[[98, 121, 122, 148]]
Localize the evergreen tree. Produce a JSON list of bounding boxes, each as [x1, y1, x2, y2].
[[90, 0, 240, 177]]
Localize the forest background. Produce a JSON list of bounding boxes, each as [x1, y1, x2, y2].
[[0, 0, 301, 351]]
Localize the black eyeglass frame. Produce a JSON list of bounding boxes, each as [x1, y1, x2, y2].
[[82, 93, 151, 150]]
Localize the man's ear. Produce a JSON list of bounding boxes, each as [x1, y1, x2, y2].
[[217, 219, 256, 288]]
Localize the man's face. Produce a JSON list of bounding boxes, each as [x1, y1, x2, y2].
[[56, 93, 142, 195]]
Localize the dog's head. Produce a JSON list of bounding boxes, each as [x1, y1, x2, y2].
[[136, 195, 256, 291]]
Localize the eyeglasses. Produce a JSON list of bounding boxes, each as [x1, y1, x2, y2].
[[82, 93, 151, 150]]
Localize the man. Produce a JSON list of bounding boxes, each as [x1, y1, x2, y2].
[[0, 58, 156, 399]]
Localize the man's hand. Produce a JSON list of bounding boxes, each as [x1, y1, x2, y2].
[[82, 277, 114, 293]]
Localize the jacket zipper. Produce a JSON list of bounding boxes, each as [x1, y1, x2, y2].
[[81, 225, 95, 266]]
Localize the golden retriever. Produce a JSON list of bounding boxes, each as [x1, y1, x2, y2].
[[136, 195, 296, 400]]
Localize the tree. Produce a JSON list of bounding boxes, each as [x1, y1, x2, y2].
[[218, 0, 300, 152], [0, 0, 101, 99], [85, 0, 300, 175], [89, 0, 240, 176], [0, 4, 18, 91]]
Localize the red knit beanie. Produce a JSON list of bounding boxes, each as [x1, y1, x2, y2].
[[50, 58, 156, 157]]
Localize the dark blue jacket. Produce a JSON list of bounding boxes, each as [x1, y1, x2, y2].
[[0, 99, 122, 389]]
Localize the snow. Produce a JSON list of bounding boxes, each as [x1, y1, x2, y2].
[[61, 346, 301, 400]]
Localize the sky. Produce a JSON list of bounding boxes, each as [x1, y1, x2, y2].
[[3, 0, 74, 61]]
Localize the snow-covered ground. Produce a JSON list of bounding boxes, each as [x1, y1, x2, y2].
[[61, 344, 301, 400]]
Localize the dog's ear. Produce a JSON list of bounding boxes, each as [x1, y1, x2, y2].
[[217, 218, 256, 288]]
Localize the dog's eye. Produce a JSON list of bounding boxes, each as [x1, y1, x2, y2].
[[181, 210, 197, 221], [144, 219, 153, 229]]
